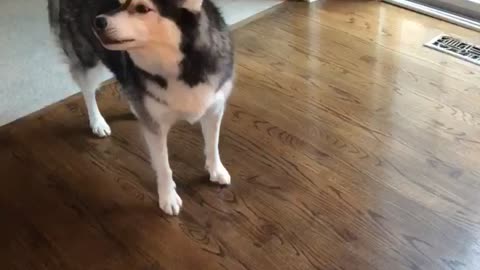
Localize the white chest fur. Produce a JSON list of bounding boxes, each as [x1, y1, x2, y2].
[[144, 78, 232, 124]]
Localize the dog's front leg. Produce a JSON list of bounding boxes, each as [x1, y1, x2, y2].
[[201, 101, 231, 185], [143, 126, 182, 215]]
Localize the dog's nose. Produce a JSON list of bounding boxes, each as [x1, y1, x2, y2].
[[94, 16, 108, 31]]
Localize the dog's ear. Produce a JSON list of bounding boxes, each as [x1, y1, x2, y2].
[[182, 0, 203, 12]]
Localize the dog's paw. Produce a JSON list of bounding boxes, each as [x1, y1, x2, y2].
[[158, 188, 183, 216], [90, 117, 111, 137], [208, 164, 231, 185]]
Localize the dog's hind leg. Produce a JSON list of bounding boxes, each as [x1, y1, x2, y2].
[[70, 64, 112, 137]]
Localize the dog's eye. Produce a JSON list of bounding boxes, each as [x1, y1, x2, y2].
[[135, 4, 151, 14]]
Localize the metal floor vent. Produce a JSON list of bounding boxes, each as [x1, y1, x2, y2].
[[425, 34, 480, 66]]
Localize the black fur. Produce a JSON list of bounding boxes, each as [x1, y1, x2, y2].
[[138, 68, 168, 89]]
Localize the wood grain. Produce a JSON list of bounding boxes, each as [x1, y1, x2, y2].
[[1, 1, 480, 269]]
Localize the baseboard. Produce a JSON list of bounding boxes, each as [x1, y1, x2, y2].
[[230, 1, 285, 30]]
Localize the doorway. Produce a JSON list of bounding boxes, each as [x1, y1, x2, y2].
[[384, 0, 480, 31]]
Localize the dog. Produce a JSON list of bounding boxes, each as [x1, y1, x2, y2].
[[47, 0, 234, 215]]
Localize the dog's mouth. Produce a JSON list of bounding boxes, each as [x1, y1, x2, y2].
[[93, 29, 135, 46], [99, 34, 135, 45]]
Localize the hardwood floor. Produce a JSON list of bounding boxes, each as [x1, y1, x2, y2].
[[1, 1, 480, 269]]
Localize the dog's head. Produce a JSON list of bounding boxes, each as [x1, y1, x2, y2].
[[93, 0, 202, 51]]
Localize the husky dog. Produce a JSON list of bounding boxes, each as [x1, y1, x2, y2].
[[47, 0, 234, 215]]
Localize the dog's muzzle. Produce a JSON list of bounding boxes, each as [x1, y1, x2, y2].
[[93, 15, 134, 46]]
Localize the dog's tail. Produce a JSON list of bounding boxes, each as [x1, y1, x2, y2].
[[47, 0, 61, 34]]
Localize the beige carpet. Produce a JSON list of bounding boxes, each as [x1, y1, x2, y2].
[[0, 0, 282, 126]]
